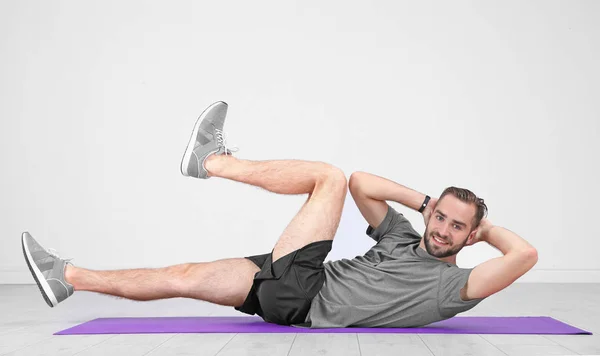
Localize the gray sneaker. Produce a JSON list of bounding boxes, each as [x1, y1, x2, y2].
[[180, 101, 238, 179], [21, 232, 74, 307]]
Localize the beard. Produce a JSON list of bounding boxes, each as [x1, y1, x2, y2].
[[423, 225, 466, 258]]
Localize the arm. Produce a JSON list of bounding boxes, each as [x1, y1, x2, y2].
[[462, 221, 538, 300], [349, 171, 428, 228]]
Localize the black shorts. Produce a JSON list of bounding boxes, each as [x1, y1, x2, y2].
[[234, 240, 332, 326]]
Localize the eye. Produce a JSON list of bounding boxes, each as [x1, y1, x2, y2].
[[436, 215, 443, 221], [453, 224, 462, 230]]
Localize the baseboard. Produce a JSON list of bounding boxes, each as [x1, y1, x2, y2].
[[2, 266, 600, 284], [515, 269, 600, 283]]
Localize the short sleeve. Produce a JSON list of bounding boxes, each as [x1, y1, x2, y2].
[[365, 204, 420, 243], [438, 266, 486, 318]]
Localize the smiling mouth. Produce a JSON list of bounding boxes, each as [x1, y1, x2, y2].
[[433, 235, 448, 245]]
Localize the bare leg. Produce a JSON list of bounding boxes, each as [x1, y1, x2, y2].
[[205, 155, 347, 262], [65, 258, 259, 306], [205, 155, 342, 195], [63, 156, 346, 305]]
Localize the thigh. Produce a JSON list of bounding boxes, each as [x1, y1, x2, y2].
[[183, 258, 260, 307], [272, 178, 346, 263]]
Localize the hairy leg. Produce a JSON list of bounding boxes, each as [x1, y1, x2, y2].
[[63, 156, 345, 304], [205, 155, 339, 195], [272, 177, 346, 261], [205, 155, 347, 262], [65, 258, 259, 306]]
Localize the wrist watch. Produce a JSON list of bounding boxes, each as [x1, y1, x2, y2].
[[418, 195, 431, 213]]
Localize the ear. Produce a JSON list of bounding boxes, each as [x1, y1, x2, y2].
[[465, 229, 478, 246]]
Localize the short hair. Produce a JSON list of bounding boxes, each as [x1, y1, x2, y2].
[[439, 187, 488, 229]]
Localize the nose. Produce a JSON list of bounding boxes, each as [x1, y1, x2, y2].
[[439, 223, 451, 238]]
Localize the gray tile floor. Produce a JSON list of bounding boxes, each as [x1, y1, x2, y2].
[[1, 283, 599, 356]]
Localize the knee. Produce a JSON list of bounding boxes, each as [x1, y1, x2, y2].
[[316, 165, 347, 194], [164, 263, 194, 296]]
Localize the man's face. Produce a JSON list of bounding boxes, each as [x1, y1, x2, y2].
[[423, 195, 476, 258]]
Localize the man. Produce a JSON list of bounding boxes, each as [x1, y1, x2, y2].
[[22, 101, 538, 328]]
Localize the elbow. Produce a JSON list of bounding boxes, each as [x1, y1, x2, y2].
[[523, 248, 539, 267], [526, 247, 538, 260], [349, 171, 366, 193]]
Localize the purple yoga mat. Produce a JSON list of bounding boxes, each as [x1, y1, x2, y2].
[[54, 316, 592, 335]]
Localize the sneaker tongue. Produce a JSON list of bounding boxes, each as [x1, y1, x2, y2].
[[219, 146, 233, 155]]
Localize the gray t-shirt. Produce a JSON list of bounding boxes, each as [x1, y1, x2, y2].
[[301, 204, 486, 328]]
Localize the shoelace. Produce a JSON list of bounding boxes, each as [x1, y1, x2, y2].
[[214, 127, 239, 155], [46, 248, 73, 263]]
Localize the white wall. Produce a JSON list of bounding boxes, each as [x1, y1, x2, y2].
[[1, 0, 598, 284]]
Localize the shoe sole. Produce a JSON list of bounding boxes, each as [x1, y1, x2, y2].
[[180, 101, 227, 176], [22, 233, 58, 307]]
